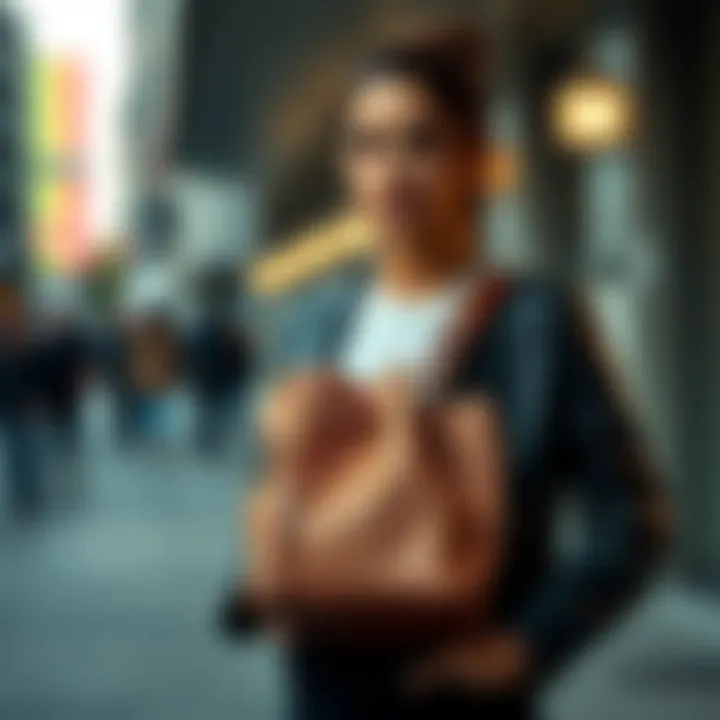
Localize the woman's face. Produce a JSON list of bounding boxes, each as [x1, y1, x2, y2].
[[342, 75, 477, 251]]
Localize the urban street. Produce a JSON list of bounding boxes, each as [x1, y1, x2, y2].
[[0, 391, 718, 719]]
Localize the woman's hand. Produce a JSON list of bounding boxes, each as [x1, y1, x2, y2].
[[404, 631, 532, 696], [262, 372, 374, 467]]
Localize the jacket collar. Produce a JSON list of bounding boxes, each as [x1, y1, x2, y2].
[[311, 268, 370, 365]]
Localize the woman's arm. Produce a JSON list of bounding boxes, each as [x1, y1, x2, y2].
[[406, 284, 671, 694], [511, 287, 672, 678]]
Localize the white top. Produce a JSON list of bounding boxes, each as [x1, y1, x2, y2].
[[340, 277, 472, 393]]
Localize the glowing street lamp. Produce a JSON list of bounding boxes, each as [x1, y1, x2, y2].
[[548, 74, 635, 153]]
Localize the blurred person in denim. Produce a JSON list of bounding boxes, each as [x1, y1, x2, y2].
[[128, 312, 180, 446], [228, 29, 670, 720], [0, 284, 42, 518], [99, 312, 137, 446]]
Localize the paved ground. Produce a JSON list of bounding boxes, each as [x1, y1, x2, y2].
[[0, 390, 719, 719]]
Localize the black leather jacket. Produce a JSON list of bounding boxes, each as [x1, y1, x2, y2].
[[231, 274, 669, 719]]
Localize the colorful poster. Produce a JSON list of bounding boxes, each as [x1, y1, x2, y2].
[[29, 56, 89, 274]]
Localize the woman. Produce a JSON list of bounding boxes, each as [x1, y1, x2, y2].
[[237, 30, 668, 720]]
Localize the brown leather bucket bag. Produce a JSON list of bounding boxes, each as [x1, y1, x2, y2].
[[245, 278, 509, 647]]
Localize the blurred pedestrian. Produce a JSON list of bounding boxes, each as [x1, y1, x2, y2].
[[0, 284, 42, 518], [188, 312, 251, 456], [128, 312, 180, 446], [100, 312, 137, 447], [37, 310, 89, 502]]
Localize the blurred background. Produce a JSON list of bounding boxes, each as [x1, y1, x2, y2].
[[0, 0, 718, 718]]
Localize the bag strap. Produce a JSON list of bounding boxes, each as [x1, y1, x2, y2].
[[432, 273, 512, 395]]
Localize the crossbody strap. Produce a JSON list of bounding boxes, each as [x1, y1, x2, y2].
[[431, 273, 512, 397]]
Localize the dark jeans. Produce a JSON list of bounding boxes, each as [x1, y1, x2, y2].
[[114, 387, 138, 445], [47, 403, 81, 452], [290, 647, 534, 720], [197, 392, 235, 453], [47, 404, 82, 503], [3, 416, 41, 516]]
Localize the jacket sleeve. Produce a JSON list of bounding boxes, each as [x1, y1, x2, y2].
[[220, 293, 337, 638], [512, 287, 672, 677]]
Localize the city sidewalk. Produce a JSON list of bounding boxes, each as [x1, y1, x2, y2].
[[0, 391, 718, 719]]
